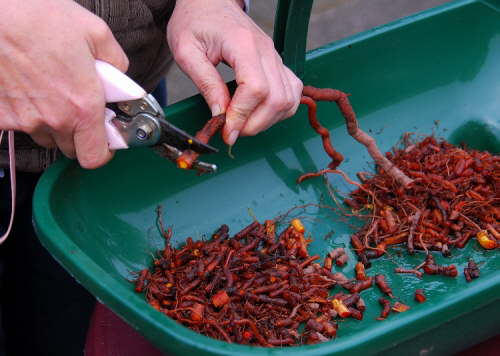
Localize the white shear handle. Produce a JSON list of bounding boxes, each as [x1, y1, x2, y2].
[[95, 60, 147, 150]]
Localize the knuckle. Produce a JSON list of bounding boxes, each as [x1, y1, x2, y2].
[[228, 107, 249, 123], [259, 35, 275, 49], [295, 78, 304, 94], [173, 48, 189, 67], [45, 116, 67, 132], [119, 55, 130, 72], [286, 97, 302, 118], [241, 123, 261, 136], [283, 106, 298, 119], [7, 103, 41, 133], [172, 41, 193, 67], [235, 28, 255, 41], [197, 79, 219, 97], [242, 127, 259, 136], [18, 117, 42, 134], [60, 147, 77, 159], [285, 97, 296, 112], [284, 67, 303, 90], [91, 19, 113, 43], [269, 94, 289, 113], [20, 123, 37, 135], [247, 82, 269, 100], [34, 137, 56, 148], [265, 38, 276, 51], [72, 95, 102, 123], [268, 99, 284, 114]]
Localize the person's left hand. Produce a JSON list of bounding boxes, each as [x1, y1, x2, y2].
[[167, 0, 303, 146]]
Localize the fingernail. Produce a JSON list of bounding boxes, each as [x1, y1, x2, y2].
[[227, 130, 239, 146], [211, 104, 223, 116]]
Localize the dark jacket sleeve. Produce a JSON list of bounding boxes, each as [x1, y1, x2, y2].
[[75, 0, 175, 92]]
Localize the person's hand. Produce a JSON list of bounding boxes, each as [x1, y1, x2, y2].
[[0, 0, 128, 168], [167, 0, 303, 146]]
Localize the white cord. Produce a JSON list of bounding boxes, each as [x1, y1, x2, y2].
[[0, 130, 16, 244]]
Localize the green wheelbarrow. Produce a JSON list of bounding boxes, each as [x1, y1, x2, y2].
[[33, 0, 500, 355]]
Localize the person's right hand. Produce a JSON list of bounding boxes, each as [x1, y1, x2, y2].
[[0, 0, 129, 168]]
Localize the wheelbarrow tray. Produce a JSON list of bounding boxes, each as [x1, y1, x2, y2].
[[33, 1, 500, 355]]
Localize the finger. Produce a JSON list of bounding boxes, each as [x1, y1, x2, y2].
[[30, 131, 57, 149], [281, 66, 303, 119], [88, 19, 129, 72], [275, 65, 297, 119], [72, 74, 112, 169], [74, 113, 112, 169], [222, 47, 269, 145], [239, 56, 289, 136], [173, 42, 230, 118], [52, 131, 76, 159], [30, 97, 78, 158]]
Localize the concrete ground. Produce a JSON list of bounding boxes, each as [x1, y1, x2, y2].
[[166, 0, 451, 104]]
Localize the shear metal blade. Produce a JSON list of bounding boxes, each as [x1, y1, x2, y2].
[[157, 118, 218, 154]]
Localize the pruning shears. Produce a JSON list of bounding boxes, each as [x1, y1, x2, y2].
[[96, 60, 218, 173]]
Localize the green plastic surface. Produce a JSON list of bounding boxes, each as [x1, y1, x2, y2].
[[33, 1, 500, 355]]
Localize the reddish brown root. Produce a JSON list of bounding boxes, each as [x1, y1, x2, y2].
[[300, 96, 344, 169], [300, 86, 413, 187]]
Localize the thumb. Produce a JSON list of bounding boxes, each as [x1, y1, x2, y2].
[[173, 44, 230, 118], [221, 50, 268, 146], [89, 21, 129, 72]]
